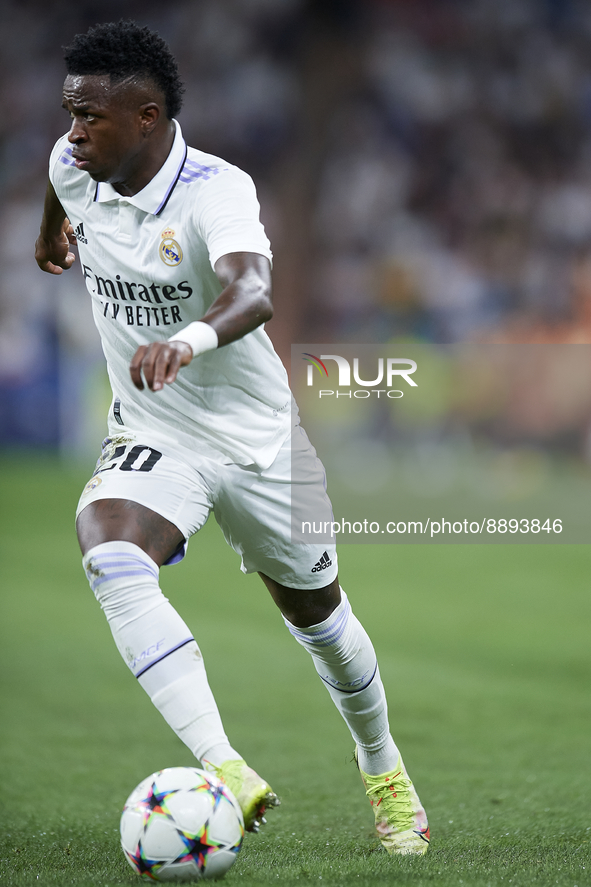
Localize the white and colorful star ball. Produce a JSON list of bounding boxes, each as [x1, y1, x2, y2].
[[120, 767, 244, 881]]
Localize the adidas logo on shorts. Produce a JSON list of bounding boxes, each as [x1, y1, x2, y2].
[[311, 551, 332, 573]]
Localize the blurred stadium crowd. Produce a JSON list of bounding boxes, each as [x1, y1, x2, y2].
[[2, 0, 591, 448]]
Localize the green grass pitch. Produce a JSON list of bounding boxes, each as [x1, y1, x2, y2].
[[0, 455, 590, 887]]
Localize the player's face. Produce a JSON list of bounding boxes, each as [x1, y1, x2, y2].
[[62, 75, 154, 187]]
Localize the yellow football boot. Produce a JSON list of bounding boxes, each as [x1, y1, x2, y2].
[[206, 759, 280, 832], [356, 749, 430, 855]]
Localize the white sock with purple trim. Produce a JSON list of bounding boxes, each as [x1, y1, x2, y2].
[[283, 589, 399, 776], [82, 541, 241, 766]]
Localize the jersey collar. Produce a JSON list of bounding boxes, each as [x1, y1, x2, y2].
[[93, 119, 188, 216]]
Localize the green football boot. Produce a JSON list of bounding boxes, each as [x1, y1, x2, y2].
[[356, 749, 430, 855], [206, 759, 280, 832]]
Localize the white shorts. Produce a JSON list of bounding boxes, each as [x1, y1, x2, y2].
[[76, 425, 338, 590]]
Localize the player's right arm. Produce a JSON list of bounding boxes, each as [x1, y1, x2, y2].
[[35, 180, 77, 275]]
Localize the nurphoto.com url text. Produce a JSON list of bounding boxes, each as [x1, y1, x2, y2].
[[302, 518, 563, 538]]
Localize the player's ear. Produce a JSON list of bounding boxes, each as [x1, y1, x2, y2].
[[139, 102, 161, 135]]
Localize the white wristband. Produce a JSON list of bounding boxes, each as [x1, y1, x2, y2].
[[168, 321, 218, 359]]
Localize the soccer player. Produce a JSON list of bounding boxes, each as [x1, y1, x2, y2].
[[35, 21, 429, 855]]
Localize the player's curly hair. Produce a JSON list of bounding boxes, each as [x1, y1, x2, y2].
[[63, 20, 184, 119]]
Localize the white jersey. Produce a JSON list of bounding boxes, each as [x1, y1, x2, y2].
[[49, 120, 292, 469]]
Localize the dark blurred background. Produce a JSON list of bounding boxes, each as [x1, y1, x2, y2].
[[3, 0, 591, 454]]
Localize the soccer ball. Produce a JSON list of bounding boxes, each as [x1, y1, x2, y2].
[[120, 767, 244, 881]]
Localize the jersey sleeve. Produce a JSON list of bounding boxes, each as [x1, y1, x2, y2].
[[193, 167, 273, 270], [48, 133, 79, 200]]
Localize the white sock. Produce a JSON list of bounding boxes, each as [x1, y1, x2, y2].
[[83, 541, 241, 767], [284, 590, 399, 776]]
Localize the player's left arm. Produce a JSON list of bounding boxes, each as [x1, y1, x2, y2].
[[201, 251, 273, 344], [129, 251, 272, 391]]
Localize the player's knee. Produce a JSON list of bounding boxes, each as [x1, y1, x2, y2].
[[260, 572, 340, 627], [289, 597, 339, 627], [76, 499, 184, 566]]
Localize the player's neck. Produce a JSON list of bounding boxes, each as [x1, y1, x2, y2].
[[112, 120, 176, 197]]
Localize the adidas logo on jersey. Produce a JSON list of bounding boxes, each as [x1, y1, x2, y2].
[[74, 222, 88, 244], [311, 551, 332, 573]]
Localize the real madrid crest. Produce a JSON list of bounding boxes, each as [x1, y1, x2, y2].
[[159, 227, 183, 266]]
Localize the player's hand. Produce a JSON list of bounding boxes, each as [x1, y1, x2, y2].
[[35, 218, 77, 274], [130, 341, 193, 391]]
